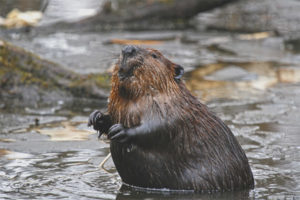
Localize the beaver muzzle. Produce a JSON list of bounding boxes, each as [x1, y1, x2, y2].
[[119, 45, 139, 79]]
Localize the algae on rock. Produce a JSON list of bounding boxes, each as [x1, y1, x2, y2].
[[0, 39, 110, 107]]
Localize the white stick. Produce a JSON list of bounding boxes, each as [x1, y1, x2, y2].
[[99, 152, 112, 172]]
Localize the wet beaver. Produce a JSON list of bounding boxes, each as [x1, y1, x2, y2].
[[88, 46, 254, 192]]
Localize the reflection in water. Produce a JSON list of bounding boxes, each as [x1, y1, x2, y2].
[[0, 148, 119, 199], [35, 121, 94, 141], [186, 62, 300, 101], [116, 185, 253, 200]]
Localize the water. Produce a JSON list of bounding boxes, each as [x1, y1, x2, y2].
[[1, 59, 300, 200], [1, 80, 299, 199], [1, 1, 300, 199]]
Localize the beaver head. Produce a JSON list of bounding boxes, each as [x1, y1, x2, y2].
[[111, 46, 184, 99]]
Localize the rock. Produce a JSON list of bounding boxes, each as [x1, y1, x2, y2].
[[73, 0, 239, 31], [204, 65, 257, 81], [16, 0, 239, 33], [0, 39, 109, 107], [0, 0, 44, 17], [0, 9, 43, 28], [196, 0, 300, 36]]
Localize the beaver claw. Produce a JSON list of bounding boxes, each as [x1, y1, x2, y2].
[[88, 110, 111, 138], [108, 124, 133, 143]]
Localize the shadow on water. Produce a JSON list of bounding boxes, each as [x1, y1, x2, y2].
[[116, 185, 253, 200]]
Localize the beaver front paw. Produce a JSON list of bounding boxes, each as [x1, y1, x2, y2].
[[108, 124, 134, 143], [88, 110, 111, 138]]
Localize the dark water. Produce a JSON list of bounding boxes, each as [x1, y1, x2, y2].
[[1, 1, 300, 200]]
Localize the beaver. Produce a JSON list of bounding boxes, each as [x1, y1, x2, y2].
[[88, 45, 254, 192]]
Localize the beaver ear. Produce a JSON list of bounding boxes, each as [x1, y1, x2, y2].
[[174, 65, 184, 81]]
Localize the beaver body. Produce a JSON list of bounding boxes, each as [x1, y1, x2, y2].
[[88, 46, 254, 192]]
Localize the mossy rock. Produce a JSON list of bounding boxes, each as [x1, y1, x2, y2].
[[0, 39, 110, 106]]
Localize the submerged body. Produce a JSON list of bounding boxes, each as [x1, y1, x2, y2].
[[89, 46, 254, 192]]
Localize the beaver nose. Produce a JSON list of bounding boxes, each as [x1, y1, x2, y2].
[[122, 45, 137, 57]]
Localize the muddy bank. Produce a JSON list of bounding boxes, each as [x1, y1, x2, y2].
[[0, 39, 110, 108]]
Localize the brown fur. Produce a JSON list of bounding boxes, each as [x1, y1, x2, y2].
[[109, 48, 182, 127], [90, 46, 254, 192]]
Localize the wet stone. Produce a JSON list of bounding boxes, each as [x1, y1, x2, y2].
[[205, 65, 257, 81]]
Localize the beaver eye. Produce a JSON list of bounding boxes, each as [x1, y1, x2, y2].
[[151, 53, 158, 59]]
